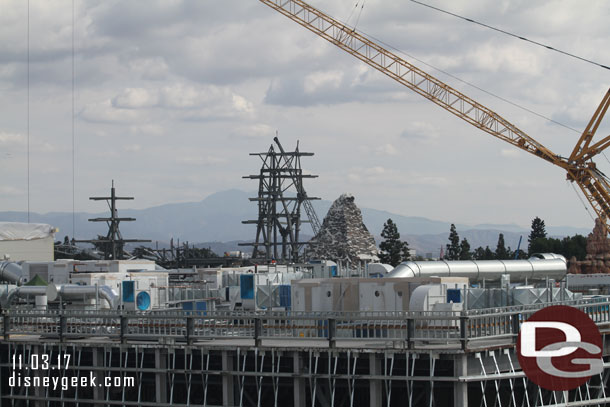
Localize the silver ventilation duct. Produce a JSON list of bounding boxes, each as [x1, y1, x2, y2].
[[1, 284, 57, 308], [56, 284, 119, 309], [0, 261, 25, 285], [386, 253, 567, 281], [1, 284, 119, 309]]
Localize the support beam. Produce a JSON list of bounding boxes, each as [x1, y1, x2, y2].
[[454, 354, 468, 407], [155, 348, 167, 404], [369, 353, 382, 407], [222, 350, 236, 407], [293, 351, 306, 407]]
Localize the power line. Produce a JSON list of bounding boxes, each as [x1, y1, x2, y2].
[[27, 0, 30, 223], [72, 0, 76, 239], [358, 28, 582, 135], [409, 0, 610, 71]]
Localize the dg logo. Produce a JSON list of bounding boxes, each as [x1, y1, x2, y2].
[[517, 305, 603, 391]]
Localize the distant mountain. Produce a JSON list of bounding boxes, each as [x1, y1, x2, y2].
[[0, 189, 591, 256]]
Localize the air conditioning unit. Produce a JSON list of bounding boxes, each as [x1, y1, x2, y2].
[[122, 280, 152, 311]]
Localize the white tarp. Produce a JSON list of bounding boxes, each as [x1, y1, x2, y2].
[[0, 222, 56, 241]]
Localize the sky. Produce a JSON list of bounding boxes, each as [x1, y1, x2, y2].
[[0, 0, 609, 233]]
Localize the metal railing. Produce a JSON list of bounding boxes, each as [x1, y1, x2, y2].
[[2, 297, 610, 351]]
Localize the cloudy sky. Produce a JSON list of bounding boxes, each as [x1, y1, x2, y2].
[[1, 0, 609, 233]]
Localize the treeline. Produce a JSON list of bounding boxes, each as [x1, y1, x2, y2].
[[445, 217, 587, 261], [378, 216, 588, 266]]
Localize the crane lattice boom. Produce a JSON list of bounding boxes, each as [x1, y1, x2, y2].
[[259, 0, 610, 232]]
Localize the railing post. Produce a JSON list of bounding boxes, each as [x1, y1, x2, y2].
[[3, 314, 8, 340], [512, 313, 521, 343], [254, 318, 262, 347], [406, 318, 414, 350], [186, 316, 194, 344], [59, 315, 66, 342], [460, 312, 468, 351], [328, 318, 336, 348], [120, 315, 127, 343]]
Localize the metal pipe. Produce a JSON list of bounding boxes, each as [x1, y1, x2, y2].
[[2, 285, 57, 307], [0, 261, 25, 285], [56, 284, 119, 309], [386, 253, 567, 281]]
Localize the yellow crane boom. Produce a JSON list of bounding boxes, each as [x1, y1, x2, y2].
[[259, 0, 610, 232]]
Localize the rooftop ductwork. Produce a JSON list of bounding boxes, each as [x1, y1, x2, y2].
[[1, 284, 57, 308], [0, 261, 25, 285], [56, 284, 119, 310], [1, 284, 119, 310], [385, 253, 567, 281]]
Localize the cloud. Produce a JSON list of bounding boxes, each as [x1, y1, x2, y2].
[[112, 88, 159, 109], [124, 144, 142, 152], [176, 156, 226, 166], [399, 122, 441, 144], [374, 143, 399, 156], [128, 124, 165, 137], [0, 132, 25, 147], [0, 185, 22, 196], [500, 148, 522, 158], [230, 123, 275, 139], [80, 100, 141, 123]]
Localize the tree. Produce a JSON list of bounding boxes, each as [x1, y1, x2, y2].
[[528, 234, 587, 260], [446, 224, 461, 260], [459, 238, 472, 260], [473, 246, 486, 260], [495, 233, 509, 259], [379, 219, 410, 266], [528, 217, 547, 255]]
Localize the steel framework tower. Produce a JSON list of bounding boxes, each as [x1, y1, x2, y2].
[[241, 138, 319, 263], [76, 181, 150, 260]]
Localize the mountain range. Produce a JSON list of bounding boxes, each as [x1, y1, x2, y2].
[[0, 189, 592, 256]]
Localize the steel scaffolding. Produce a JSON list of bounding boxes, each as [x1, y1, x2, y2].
[[2, 298, 610, 406]]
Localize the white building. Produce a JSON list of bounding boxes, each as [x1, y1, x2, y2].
[[0, 222, 57, 262]]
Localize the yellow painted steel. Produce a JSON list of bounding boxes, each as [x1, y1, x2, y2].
[[260, 0, 610, 232]]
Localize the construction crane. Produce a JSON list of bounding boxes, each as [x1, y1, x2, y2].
[[259, 0, 610, 233]]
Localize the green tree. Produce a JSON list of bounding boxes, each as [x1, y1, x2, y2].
[[379, 219, 410, 266], [483, 246, 495, 260], [528, 234, 587, 260], [473, 246, 485, 260], [446, 224, 461, 260], [459, 238, 472, 260], [495, 233, 509, 259], [528, 217, 547, 255]]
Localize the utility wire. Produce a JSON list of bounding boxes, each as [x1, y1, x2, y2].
[[27, 0, 30, 223], [72, 0, 76, 239], [359, 28, 582, 135], [409, 0, 610, 71]]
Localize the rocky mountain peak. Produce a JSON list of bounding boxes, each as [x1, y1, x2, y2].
[[305, 194, 378, 265]]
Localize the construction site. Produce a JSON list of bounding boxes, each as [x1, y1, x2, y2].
[[1, 1, 610, 406]]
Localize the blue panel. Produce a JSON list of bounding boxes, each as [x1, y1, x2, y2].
[[447, 289, 461, 303], [240, 274, 254, 300], [136, 291, 151, 310], [122, 281, 135, 303], [195, 301, 207, 311], [182, 301, 194, 311], [330, 266, 338, 277], [279, 285, 291, 307]]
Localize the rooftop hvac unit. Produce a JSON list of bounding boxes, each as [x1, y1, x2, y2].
[[122, 280, 151, 311]]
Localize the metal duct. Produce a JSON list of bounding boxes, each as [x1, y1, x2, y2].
[[56, 284, 119, 310], [1, 285, 57, 308], [386, 253, 567, 281], [0, 261, 25, 285]]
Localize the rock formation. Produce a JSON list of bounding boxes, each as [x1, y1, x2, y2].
[[568, 218, 610, 274], [305, 194, 378, 265]]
